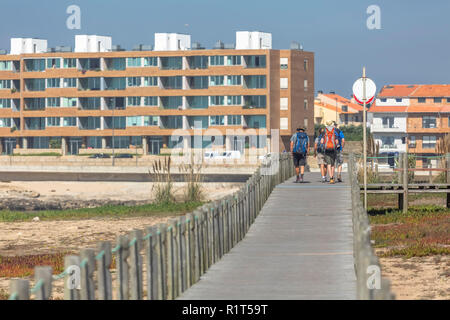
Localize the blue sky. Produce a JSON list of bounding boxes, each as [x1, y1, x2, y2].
[[1, 0, 449, 97]]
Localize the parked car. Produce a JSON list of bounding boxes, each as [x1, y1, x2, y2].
[[113, 153, 133, 158], [88, 153, 110, 158]]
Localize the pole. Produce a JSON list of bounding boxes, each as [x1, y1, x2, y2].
[[363, 67, 367, 210], [335, 98, 338, 124], [112, 105, 115, 166]]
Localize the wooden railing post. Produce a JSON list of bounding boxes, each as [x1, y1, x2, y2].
[[129, 229, 143, 300], [157, 223, 167, 300], [64, 255, 80, 300], [80, 248, 95, 300], [97, 241, 112, 300], [116, 235, 130, 300], [403, 152, 409, 213], [33, 266, 53, 300], [10, 279, 30, 300]]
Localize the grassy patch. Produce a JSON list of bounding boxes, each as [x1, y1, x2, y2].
[[367, 193, 446, 208], [12, 152, 61, 157], [0, 290, 9, 300], [0, 253, 68, 278], [0, 201, 203, 222], [369, 205, 450, 258]]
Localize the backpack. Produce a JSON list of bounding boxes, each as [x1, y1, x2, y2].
[[324, 127, 337, 151], [317, 133, 325, 153], [335, 128, 343, 150], [293, 132, 308, 154]]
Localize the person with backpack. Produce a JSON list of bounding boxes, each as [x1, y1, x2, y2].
[[320, 120, 339, 184], [314, 127, 327, 183], [333, 121, 345, 182], [290, 127, 310, 183]]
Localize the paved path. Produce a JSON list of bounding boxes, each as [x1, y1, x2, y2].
[[179, 172, 356, 300]]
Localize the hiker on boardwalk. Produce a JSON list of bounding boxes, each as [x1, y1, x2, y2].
[[334, 121, 345, 182], [314, 127, 328, 183], [321, 120, 339, 184], [290, 127, 310, 183]]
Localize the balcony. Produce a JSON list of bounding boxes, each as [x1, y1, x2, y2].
[[78, 58, 101, 72]]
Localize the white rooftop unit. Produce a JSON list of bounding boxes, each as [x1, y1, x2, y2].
[[154, 33, 191, 51], [236, 31, 272, 50], [10, 38, 48, 55], [75, 35, 112, 52]]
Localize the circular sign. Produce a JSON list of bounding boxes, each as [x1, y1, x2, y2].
[[352, 78, 376, 105]]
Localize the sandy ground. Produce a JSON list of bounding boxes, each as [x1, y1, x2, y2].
[[0, 181, 241, 203], [377, 253, 450, 300]]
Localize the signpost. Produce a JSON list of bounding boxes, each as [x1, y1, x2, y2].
[[353, 68, 376, 210]]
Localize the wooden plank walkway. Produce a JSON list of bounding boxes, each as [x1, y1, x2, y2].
[[179, 172, 356, 300]]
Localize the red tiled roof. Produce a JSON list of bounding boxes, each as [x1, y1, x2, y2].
[[320, 93, 364, 111], [410, 84, 450, 97], [406, 105, 444, 113], [315, 102, 357, 114], [378, 85, 419, 98], [368, 104, 407, 113]]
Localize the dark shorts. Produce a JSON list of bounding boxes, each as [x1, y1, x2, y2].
[[324, 150, 336, 166], [293, 152, 307, 167]]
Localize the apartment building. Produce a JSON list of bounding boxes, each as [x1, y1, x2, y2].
[[370, 84, 450, 167], [0, 32, 314, 155], [314, 92, 363, 126]]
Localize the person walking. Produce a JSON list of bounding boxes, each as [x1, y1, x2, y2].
[[321, 120, 339, 184], [314, 127, 327, 183], [290, 127, 310, 183], [333, 121, 345, 182]]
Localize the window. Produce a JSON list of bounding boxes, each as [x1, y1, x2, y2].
[[210, 115, 225, 126], [189, 56, 208, 69], [63, 117, 77, 127], [210, 76, 224, 86], [46, 58, 61, 69], [382, 116, 395, 128], [127, 116, 142, 127], [87, 137, 102, 149], [227, 55, 241, 66], [161, 76, 182, 89], [228, 115, 241, 126], [227, 96, 242, 106], [82, 97, 100, 110], [144, 57, 158, 67], [422, 136, 436, 149], [144, 77, 158, 87], [144, 116, 159, 126], [25, 59, 45, 72], [227, 75, 241, 86], [422, 116, 436, 128], [304, 59, 308, 71], [0, 99, 11, 109], [210, 96, 225, 106], [381, 136, 395, 147], [380, 98, 387, 102], [47, 97, 60, 107], [188, 96, 208, 109], [304, 79, 308, 91], [108, 58, 125, 70], [304, 118, 308, 130], [127, 96, 141, 106], [409, 136, 416, 147], [433, 97, 442, 103], [62, 97, 77, 107], [280, 58, 288, 69], [244, 55, 266, 68], [189, 76, 208, 89], [245, 115, 266, 128], [0, 80, 11, 89], [46, 78, 60, 88], [127, 77, 141, 87], [160, 57, 182, 70], [280, 78, 288, 89], [244, 95, 266, 108], [127, 57, 141, 67], [46, 117, 60, 127], [418, 98, 426, 103], [63, 78, 77, 88], [280, 118, 288, 130], [245, 75, 266, 89], [26, 79, 45, 91], [143, 96, 158, 106], [25, 98, 45, 110], [0, 61, 12, 71], [0, 118, 11, 127], [448, 116, 450, 127], [63, 58, 76, 68], [210, 56, 224, 66], [395, 98, 402, 103], [280, 98, 288, 110], [447, 98, 450, 103], [304, 99, 308, 110]]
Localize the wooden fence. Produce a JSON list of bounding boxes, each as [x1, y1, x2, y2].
[[348, 154, 395, 300], [8, 153, 295, 300]]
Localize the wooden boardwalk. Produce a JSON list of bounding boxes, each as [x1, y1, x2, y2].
[[179, 172, 356, 300]]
